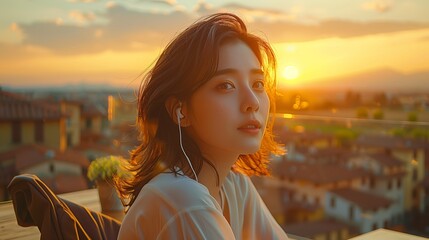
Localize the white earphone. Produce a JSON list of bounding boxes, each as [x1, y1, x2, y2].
[[176, 107, 184, 119], [176, 105, 198, 182]]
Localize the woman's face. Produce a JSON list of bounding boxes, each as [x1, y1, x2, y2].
[[185, 40, 270, 159]]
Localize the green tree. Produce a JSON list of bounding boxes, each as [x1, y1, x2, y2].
[[373, 108, 384, 120], [373, 92, 387, 107], [356, 107, 369, 119], [391, 128, 407, 138], [335, 129, 359, 148], [407, 112, 418, 122]]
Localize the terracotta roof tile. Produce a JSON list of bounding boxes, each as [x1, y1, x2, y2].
[[330, 188, 393, 211], [0, 90, 65, 121], [349, 152, 405, 169], [283, 200, 320, 212], [81, 103, 106, 117], [356, 135, 428, 149], [55, 149, 90, 167], [278, 162, 368, 184], [0, 144, 89, 170], [374, 171, 407, 180], [276, 130, 334, 144], [73, 142, 127, 157], [369, 153, 404, 167]]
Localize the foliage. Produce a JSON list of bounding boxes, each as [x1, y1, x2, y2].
[[373, 108, 384, 120], [87, 155, 130, 181], [356, 107, 369, 119], [391, 127, 429, 140], [335, 129, 359, 147], [407, 111, 418, 122], [345, 91, 362, 107]]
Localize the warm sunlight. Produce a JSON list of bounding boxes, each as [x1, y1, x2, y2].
[[282, 66, 300, 80]]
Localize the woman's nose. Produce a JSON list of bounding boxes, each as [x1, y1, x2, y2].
[[240, 87, 260, 113]]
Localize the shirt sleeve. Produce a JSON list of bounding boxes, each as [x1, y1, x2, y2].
[[242, 175, 289, 240], [157, 206, 236, 240]]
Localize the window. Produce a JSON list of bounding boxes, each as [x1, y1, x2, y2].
[[412, 189, 418, 199], [12, 121, 21, 144], [86, 118, 92, 129], [330, 197, 336, 208], [34, 121, 44, 143], [349, 205, 355, 220], [67, 133, 72, 147], [369, 177, 375, 189], [412, 168, 418, 181], [387, 180, 392, 190], [315, 197, 320, 206], [362, 177, 367, 186]]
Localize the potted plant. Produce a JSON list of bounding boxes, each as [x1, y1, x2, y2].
[[87, 155, 129, 212]]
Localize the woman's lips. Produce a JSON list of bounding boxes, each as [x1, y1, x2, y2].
[[237, 120, 261, 134]]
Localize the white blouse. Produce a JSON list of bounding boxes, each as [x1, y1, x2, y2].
[[118, 170, 288, 240]]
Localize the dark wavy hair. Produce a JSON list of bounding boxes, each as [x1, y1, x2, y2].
[[116, 13, 284, 209]]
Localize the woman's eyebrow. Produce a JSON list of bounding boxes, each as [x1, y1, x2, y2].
[[213, 68, 264, 77]]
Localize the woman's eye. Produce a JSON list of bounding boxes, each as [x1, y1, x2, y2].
[[253, 80, 265, 90], [217, 82, 235, 90]]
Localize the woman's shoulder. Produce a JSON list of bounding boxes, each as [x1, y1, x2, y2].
[[224, 170, 255, 198], [132, 171, 217, 211], [226, 170, 252, 188], [119, 172, 228, 239]]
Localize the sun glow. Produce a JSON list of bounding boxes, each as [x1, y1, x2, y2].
[[282, 66, 300, 80]]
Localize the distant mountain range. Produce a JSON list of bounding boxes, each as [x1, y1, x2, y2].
[[1, 82, 134, 93], [302, 68, 429, 93], [2, 68, 428, 94]]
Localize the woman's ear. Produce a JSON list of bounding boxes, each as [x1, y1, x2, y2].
[[165, 97, 189, 126]]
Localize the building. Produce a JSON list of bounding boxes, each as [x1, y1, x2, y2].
[[354, 135, 428, 218], [326, 188, 394, 233], [0, 90, 67, 152]]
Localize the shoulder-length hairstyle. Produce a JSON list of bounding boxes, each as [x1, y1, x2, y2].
[[116, 13, 284, 209]]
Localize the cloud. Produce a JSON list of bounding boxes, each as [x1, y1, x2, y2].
[[135, 0, 176, 6], [69, 10, 97, 24], [10, 4, 429, 55], [68, 0, 98, 3], [218, 3, 291, 22], [106, 1, 116, 8], [250, 19, 429, 43], [0, 42, 50, 60], [195, 2, 293, 22], [17, 6, 194, 54], [362, 0, 393, 13], [150, 0, 176, 6]]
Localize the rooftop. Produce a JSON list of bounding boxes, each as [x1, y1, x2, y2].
[[356, 134, 428, 150], [0, 144, 90, 171], [330, 188, 393, 211], [277, 162, 368, 184], [0, 90, 65, 121]]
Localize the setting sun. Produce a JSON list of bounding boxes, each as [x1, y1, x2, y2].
[[282, 66, 300, 80]]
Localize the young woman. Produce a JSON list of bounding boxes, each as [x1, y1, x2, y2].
[[117, 13, 288, 239]]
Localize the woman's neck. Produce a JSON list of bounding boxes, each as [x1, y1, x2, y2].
[[197, 152, 238, 206]]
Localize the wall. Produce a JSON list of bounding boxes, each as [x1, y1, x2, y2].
[[0, 122, 11, 151]]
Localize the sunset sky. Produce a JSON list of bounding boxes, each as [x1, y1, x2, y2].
[[0, 0, 428, 90]]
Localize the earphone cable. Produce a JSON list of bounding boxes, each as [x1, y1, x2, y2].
[[177, 113, 199, 182]]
